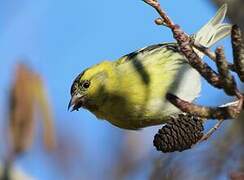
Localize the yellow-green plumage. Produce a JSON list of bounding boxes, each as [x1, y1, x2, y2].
[[79, 44, 200, 129], [69, 5, 231, 130]]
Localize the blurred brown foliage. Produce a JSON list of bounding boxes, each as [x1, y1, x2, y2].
[[1, 63, 56, 179], [230, 172, 244, 180], [8, 63, 56, 156]]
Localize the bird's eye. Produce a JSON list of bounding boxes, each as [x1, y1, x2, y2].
[[82, 80, 90, 89]]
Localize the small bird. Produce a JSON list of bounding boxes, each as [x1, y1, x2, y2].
[[68, 5, 231, 130]]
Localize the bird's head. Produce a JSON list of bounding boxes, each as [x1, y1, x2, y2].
[[68, 61, 112, 112]]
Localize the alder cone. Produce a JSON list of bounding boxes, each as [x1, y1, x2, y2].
[[153, 113, 204, 153]]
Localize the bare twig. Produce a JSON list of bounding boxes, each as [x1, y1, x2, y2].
[[166, 93, 242, 120], [199, 120, 224, 142], [154, 18, 168, 27], [193, 41, 236, 71], [215, 46, 238, 96], [143, 0, 174, 28], [232, 24, 244, 81]]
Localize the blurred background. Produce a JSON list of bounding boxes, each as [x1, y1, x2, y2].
[[0, 0, 243, 179]]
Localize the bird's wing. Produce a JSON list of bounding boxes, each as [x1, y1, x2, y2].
[[114, 43, 201, 118], [115, 43, 179, 66]]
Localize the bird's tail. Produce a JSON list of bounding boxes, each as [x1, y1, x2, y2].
[[194, 4, 231, 58]]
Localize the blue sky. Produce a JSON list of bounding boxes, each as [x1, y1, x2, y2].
[[0, 0, 234, 179]]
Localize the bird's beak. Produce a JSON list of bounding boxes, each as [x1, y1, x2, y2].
[[68, 99, 74, 111], [68, 94, 85, 112]]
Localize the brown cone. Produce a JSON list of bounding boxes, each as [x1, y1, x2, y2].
[[153, 113, 204, 153]]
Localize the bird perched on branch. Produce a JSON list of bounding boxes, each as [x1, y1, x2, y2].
[[68, 5, 231, 130]]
